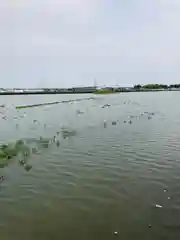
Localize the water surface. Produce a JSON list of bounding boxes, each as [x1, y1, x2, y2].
[[0, 92, 180, 240]]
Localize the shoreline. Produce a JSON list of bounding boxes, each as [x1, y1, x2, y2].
[[0, 89, 180, 95]]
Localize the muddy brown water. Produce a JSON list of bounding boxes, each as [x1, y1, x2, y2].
[[0, 92, 180, 240]]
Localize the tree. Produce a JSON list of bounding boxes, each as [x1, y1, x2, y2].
[[134, 84, 142, 89]]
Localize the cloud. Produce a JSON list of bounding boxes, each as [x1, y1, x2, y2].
[[6, 0, 102, 24], [0, 0, 180, 87]]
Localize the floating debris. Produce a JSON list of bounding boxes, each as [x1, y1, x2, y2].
[[52, 136, 56, 143], [113, 231, 119, 236], [129, 115, 135, 119], [102, 104, 111, 108], [112, 121, 117, 125], [148, 116, 152, 120], [0, 176, 4, 183], [168, 197, 171, 200], [61, 127, 77, 139], [155, 204, 163, 208], [23, 151, 30, 157], [24, 164, 32, 172], [0, 105, 5, 108], [41, 142, 49, 149], [103, 120, 107, 128], [149, 224, 152, 228], [76, 110, 84, 114], [128, 120, 132, 124], [33, 119, 38, 124], [19, 159, 25, 165], [19, 114, 26, 118], [149, 112, 155, 116], [38, 137, 52, 148], [164, 189, 167, 192], [32, 148, 38, 154], [56, 140, 60, 147]]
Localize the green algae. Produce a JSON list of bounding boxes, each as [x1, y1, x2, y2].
[[0, 140, 31, 168]]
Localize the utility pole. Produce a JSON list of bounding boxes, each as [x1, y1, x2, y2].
[[94, 78, 97, 88]]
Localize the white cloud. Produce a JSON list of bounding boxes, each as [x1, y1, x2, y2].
[[5, 0, 102, 24], [0, 0, 180, 87]]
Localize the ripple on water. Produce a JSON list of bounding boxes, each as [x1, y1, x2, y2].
[[1, 93, 180, 239]]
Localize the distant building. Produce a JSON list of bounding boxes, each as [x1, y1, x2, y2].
[[0, 88, 6, 92], [72, 86, 97, 93]]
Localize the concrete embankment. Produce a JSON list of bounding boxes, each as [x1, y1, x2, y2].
[[15, 97, 95, 109], [0, 90, 94, 95]]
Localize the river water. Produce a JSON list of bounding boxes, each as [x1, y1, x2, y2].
[[0, 92, 180, 240]]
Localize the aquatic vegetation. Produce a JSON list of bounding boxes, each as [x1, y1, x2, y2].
[[15, 140, 30, 156], [0, 122, 78, 169], [94, 89, 116, 94], [61, 127, 77, 139], [0, 140, 31, 168], [1, 143, 18, 158], [0, 150, 7, 158]]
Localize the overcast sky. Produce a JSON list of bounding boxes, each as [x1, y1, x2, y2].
[[0, 0, 180, 88]]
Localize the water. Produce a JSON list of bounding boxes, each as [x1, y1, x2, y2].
[[0, 92, 180, 240]]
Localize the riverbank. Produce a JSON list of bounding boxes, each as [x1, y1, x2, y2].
[[0, 89, 180, 95], [0, 90, 93, 95]]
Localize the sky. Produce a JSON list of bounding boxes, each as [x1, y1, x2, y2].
[[0, 0, 180, 88]]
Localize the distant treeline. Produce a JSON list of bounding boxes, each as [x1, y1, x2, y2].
[[133, 84, 180, 89]]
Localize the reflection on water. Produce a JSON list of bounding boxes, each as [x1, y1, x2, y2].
[[0, 92, 180, 240]]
